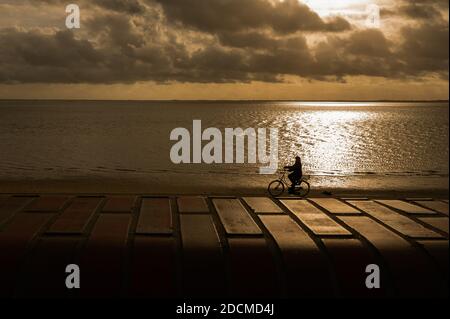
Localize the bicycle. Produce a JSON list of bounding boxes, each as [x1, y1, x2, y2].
[[267, 169, 310, 197]]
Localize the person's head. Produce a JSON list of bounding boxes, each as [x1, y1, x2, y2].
[[295, 156, 301, 163]]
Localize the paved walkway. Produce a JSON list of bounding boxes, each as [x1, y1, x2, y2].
[[0, 194, 448, 298]]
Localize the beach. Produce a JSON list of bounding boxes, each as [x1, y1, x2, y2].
[[0, 175, 448, 199]]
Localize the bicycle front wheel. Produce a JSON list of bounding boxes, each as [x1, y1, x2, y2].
[[268, 180, 285, 197]]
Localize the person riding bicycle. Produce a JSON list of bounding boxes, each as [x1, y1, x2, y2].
[[284, 156, 303, 194]]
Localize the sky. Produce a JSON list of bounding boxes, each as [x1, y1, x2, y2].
[[0, 0, 448, 100]]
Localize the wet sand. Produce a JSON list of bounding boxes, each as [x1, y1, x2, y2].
[[1, 175, 448, 198]]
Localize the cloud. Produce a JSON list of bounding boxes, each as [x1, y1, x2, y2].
[[399, 21, 449, 79], [398, 2, 443, 20], [0, 0, 448, 85], [151, 0, 351, 34], [95, 0, 146, 14]]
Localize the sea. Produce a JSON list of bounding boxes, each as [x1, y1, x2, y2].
[[0, 100, 448, 193]]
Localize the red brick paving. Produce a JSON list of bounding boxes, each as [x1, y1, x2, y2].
[[80, 214, 132, 297], [130, 237, 177, 297], [136, 198, 172, 234], [339, 216, 442, 297], [281, 199, 351, 236], [414, 200, 449, 215], [47, 197, 103, 234], [348, 200, 442, 238], [180, 214, 226, 298], [0, 213, 53, 297], [0, 194, 448, 298], [177, 196, 209, 213], [25, 195, 71, 212], [0, 196, 35, 226], [102, 196, 137, 213], [228, 238, 280, 297], [322, 238, 385, 297], [259, 214, 334, 297], [15, 237, 80, 298], [212, 198, 262, 235]]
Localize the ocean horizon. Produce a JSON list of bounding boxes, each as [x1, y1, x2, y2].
[[1, 100, 448, 194]]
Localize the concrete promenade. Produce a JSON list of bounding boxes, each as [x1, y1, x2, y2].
[[0, 194, 448, 298]]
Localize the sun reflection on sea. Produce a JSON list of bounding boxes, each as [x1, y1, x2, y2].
[[279, 110, 371, 175]]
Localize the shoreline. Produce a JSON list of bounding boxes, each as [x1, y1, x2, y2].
[[1, 176, 448, 198]]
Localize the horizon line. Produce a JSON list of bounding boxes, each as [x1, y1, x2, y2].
[[0, 99, 449, 103]]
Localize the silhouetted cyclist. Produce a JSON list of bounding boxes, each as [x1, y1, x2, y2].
[[284, 156, 303, 194]]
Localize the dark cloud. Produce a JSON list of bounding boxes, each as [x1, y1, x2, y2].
[[384, 0, 447, 20], [12, 0, 146, 14], [399, 3, 442, 20], [95, 0, 146, 14], [86, 13, 145, 49], [0, 0, 448, 84], [151, 0, 351, 34], [399, 21, 449, 79], [343, 29, 392, 57]]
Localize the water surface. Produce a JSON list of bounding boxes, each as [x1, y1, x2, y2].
[[0, 100, 448, 193]]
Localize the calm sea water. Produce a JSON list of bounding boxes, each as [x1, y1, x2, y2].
[[0, 100, 448, 191]]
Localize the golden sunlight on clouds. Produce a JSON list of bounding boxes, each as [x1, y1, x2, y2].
[[303, 0, 372, 16], [0, 0, 448, 100]]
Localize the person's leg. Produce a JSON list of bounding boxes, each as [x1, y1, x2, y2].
[[288, 173, 296, 190]]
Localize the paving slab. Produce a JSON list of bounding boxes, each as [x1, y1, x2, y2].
[[0, 196, 35, 226], [130, 237, 177, 297], [259, 215, 333, 297], [375, 200, 435, 215], [322, 239, 385, 297], [136, 198, 172, 234], [180, 215, 226, 297], [243, 197, 283, 214], [414, 201, 448, 216], [0, 213, 53, 297], [405, 198, 433, 201], [417, 240, 449, 295], [212, 198, 261, 235], [47, 197, 102, 234], [25, 196, 71, 212], [418, 217, 449, 234], [0, 192, 448, 298], [349, 200, 442, 238], [228, 238, 280, 297], [102, 196, 137, 213], [15, 237, 80, 297], [310, 198, 361, 214], [417, 240, 449, 275], [339, 216, 441, 297], [80, 214, 131, 297], [177, 196, 209, 213], [0, 195, 8, 205], [281, 199, 351, 236]]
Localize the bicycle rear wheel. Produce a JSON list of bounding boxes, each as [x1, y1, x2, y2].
[[268, 180, 285, 197]]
